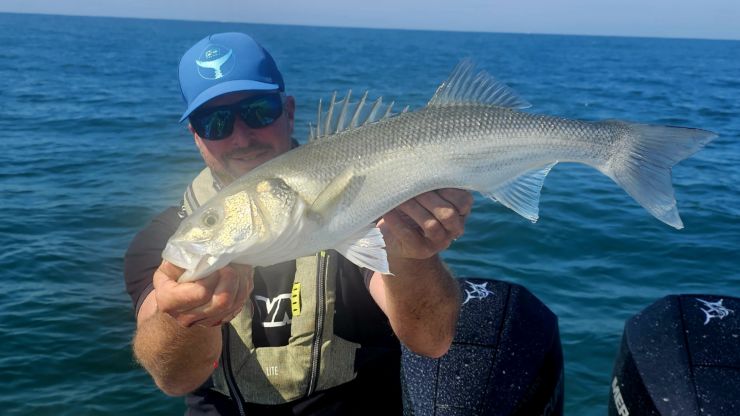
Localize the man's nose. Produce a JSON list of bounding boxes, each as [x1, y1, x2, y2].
[[229, 117, 254, 146]]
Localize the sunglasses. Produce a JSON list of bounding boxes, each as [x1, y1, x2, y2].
[[189, 94, 284, 140]]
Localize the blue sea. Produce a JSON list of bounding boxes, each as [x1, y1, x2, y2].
[[0, 12, 738, 415]]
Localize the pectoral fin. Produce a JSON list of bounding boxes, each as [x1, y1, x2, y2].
[[335, 225, 390, 275], [308, 168, 365, 223]]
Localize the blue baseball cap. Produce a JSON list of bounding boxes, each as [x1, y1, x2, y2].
[[178, 32, 285, 122]]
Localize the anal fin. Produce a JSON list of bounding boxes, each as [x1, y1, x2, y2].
[[485, 162, 557, 222]]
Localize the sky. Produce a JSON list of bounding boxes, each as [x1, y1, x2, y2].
[[1, 0, 739, 41]]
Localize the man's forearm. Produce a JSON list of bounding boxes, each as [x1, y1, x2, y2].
[[381, 255, 461, 358], [133, 311, 222, 396]]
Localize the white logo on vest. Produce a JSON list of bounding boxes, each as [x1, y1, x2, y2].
[[196, 44, 235, 80], [696, 298, 733, 325], [254, 294, 293, 327], [462, 280, 494, 305]]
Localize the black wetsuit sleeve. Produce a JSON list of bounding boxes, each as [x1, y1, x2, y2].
[[362, 267, 374, 289], [124, 207, 182, 317]]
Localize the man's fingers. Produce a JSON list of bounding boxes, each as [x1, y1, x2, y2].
[[382, 208, 438, 259], [435, 189, 473, 216], [383, 209, 426, 247], [154, 262, 220, 314], [233, 265, 254, 308], [178, 265, 253, 327], [159, 260, 186, 281], [185, 266, 240, 316], [190, 305, 244, 328], [414, 191, 466, 238], [397, 198, 448, 241]]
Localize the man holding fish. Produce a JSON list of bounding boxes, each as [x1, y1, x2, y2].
[[126, 22, 714, 413], [125, 32, 470, 414]]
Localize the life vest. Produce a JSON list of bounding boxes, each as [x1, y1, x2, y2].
[[182, 167, 360, 405]]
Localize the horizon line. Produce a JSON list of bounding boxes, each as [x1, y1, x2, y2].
[[2, 10, 739, 43]]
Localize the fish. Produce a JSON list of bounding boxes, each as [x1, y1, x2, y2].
[[163, 60, 716, 282]]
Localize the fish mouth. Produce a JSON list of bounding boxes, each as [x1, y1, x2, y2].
[[162, 242, 224, 282], [162, 242, 192, 268], [181, 255, 223, 282]]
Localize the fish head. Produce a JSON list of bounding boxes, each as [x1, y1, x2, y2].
[[163, 177, 302, 281]]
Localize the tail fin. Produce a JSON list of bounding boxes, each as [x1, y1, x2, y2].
[[604, 123, 716, 229]]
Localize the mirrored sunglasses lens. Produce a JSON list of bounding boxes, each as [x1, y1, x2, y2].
[[194, 110, 234, 140], [240, 95, 283, 128]]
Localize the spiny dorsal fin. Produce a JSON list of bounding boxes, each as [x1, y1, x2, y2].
[[349, 91, 369, 128], [313, 95, 324, 140], [335, 90, 352, 133], [323, 92, 338, 139], [308, 90, 401, 141], [428, 59, 531, 109]]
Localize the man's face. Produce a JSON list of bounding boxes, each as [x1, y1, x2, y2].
[[190, 91, 295, 184]]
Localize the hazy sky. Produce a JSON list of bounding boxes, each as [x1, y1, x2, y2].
[[2, 0, 739, 40]]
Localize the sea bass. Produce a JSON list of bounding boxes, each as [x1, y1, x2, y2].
[[163, 60, 716, 282]]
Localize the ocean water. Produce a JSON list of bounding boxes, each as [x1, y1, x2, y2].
[[0, 12, 738, 415]]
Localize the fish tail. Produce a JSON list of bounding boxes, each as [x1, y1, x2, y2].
[[602, 122, 716, 229]]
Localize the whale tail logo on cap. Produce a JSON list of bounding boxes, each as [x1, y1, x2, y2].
[[179, 33, 285, 122], [196, 45, 235, 80]]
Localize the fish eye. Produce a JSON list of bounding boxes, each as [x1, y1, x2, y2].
[[201, 210, 219, 228]]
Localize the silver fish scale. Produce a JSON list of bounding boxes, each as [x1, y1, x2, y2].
[[250, 104, 624, 239]]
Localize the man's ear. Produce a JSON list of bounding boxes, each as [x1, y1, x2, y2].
[[284, 95, 296, 134], [189, 123, 204, 150]]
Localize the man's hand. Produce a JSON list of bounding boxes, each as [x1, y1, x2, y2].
[[378, 188, 473, 260], [153, 261, 254, 328], [134, 261, 253, 395]]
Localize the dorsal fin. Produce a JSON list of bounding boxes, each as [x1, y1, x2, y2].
[[335, 90, 352, 132], [308, 90, 401, 141], [323, 91, 338, 138], [349, 91, 369, 128], [428, 59, 531, 109]]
